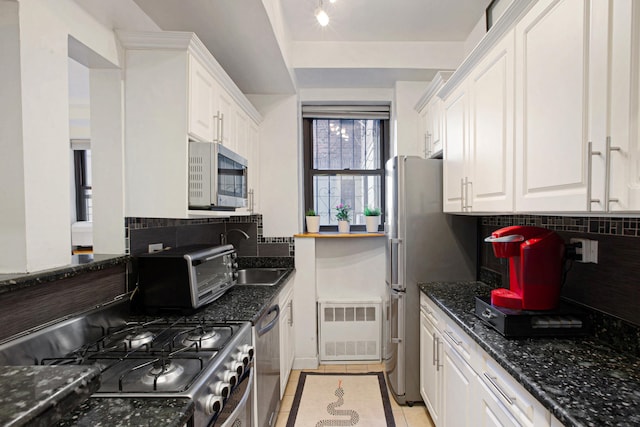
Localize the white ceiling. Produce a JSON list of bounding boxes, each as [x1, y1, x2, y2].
[[125, 0, 492, 94], [283, 0, 490, 42]]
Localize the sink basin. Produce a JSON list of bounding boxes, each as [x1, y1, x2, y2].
[[235, 268, 288, 286]]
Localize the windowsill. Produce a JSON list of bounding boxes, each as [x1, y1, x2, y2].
[[294, 232, 385, 238]]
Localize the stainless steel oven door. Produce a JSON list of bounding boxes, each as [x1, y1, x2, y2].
[[214, 367, 254, 427]]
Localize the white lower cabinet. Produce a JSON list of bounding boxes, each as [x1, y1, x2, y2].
[[420, 293, 554, 427], [420, 309, 441, 425], [441, 337, 477, 427]]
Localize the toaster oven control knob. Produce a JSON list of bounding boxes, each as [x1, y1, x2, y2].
[[210, 381, 230, 399], [220, 370, 238, 387], [205, 395, 224, 415]]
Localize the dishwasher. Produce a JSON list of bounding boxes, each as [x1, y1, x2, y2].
[[255, 303, 281, 427]]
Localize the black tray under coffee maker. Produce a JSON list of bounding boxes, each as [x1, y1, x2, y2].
[[474, 296, 591, 338]]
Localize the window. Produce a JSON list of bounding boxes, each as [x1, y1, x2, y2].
[[73, 148, 92, 222], [303, 106, 390, 231]]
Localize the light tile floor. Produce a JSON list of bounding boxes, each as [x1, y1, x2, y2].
[[275, 363, 435, 427]]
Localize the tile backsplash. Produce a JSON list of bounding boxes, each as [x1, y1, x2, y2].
[[480, 215, 640, 356], [126, 214, 295, 258]]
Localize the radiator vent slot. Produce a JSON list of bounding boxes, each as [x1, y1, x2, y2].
[[318, 300, 381, 361]]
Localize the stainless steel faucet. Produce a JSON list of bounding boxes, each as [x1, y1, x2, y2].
[[220, 228, 250, 245]]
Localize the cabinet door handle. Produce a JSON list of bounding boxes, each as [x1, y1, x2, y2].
[[444, 329, 462, 346], [483, 372, 515, 405], [435, 337, 443, 371], [587, 141, 602, 211], [288, 300, 293, 326], [605, 136, 621, 209], [460, 178, 465, 211], [424, 134, 429, 157], [219, 113, 225, 144], [432, 332, 437, 366], [466, 179, 472, 210]]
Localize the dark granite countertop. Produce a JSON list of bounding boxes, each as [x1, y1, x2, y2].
[[54, 398, 194, 427], [419, 281, 640, 427], [0, 365, 100, 427], [193, 268, 294, 324], [0, 254, 129, 295]]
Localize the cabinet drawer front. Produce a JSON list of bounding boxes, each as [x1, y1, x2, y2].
[[481, 355, 550, 427], [441, 318, 478, 370], [477, 376, 523, 427], [420, 293, 443, 328]]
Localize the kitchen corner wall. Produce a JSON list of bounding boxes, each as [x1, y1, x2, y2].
[[480, 215, 640, 356], [125, 214, 294, 258]]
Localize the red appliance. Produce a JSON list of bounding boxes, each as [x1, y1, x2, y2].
[[485, 226, 565, 310]]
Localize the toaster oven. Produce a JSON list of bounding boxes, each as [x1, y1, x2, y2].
[[136, 244, 237, 310]]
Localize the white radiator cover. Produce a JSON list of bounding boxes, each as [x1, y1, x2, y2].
[[318, 300, 381, 361]]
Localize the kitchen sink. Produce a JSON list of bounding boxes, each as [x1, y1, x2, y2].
[[235, 268, 288, 286]]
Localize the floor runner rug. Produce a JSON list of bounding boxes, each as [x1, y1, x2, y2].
[[286, 372, 396, 427]]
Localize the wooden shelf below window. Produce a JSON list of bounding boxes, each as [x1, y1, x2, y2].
[[294, 232, 385, 238]]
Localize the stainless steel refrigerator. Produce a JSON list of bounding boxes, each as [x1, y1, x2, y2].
[[384, 156, 477, 405]]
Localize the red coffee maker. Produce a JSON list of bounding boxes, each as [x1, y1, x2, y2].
[[485, 226, 565, 311]]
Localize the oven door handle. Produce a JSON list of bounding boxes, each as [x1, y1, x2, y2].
[[257, 305, 280, 337], [220, 367, 254, 427]]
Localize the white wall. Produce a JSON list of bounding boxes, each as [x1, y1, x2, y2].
[[248, 94, 301, 237], [0, 0, 129, 272], [394, 81, 431, 157], [316, 238, 385, 302], [465, 11, 489, 57], [0, 1, 28, 272]]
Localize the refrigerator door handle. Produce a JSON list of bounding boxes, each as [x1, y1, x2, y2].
[[389, 238, 402, 289], [390, 291, 403, 344]]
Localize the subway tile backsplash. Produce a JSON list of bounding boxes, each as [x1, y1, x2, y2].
[[126, 214, 295, 258]]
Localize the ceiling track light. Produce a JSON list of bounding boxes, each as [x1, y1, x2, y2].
[[315, 0, 330, 26]]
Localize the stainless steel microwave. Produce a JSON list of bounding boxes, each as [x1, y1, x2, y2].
[[189, 141, 248, 210]]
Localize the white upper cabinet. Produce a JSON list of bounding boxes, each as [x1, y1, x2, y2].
[[607, 0, 640, 211], [443, 82, 469, 213], [442, 31, 515, 213], [416, 72, 452, 159], [440, 0, 638, 215], [469, 30, 515, 212], [188, 54, 217, 143], [118, 31, 261, 219], [514, 0, 593, 212]]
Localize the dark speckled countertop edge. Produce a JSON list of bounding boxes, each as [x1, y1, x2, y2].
[[419, 281, 640, 427], [0, 365, 101, 427], [0, 254, 129, 295]]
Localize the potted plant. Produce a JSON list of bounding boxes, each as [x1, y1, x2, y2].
[[305, 208, 320, 233], [364, 206, 381, 233], [335, 203, 351, 233]]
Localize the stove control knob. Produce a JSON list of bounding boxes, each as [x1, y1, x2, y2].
[[226, 360, 244, 376], [210, 381, 230, 399], [205, 395, 224, 415], [238, 344, 254, 361], [220, 370, 238, 387]]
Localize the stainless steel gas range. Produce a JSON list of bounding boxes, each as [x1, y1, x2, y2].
[[0, 298, 254, 427]]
